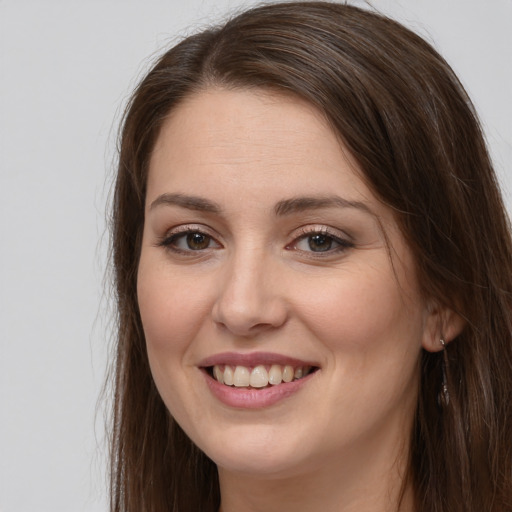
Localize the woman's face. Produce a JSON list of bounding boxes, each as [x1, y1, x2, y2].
[[137, 88, 437, 478]]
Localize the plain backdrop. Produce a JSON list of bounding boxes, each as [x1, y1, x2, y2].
[[1, 1, 510, 511]]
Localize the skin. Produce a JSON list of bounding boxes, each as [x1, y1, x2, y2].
[[137, 88, 458, 512]]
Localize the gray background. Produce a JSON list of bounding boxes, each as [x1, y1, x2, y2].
[[1, 1, 511, 511]]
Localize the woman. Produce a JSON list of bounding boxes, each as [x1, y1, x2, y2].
[[109, 2, 512, 511]]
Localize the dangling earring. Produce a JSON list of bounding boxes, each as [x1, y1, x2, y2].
[[438, 338, 450, 406]]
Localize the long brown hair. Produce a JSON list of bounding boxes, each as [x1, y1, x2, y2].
[[109, 2, 512, 510]]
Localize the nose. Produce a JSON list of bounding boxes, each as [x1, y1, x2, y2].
[[211, 251, 288, 337]]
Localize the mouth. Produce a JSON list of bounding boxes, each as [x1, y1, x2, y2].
[[200, 353, 320, 408], [205, 364, 319, 389]]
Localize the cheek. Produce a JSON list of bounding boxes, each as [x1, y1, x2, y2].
[[292, 265, 425, 401], [137, 260, 209, 355], [293, 271, 424, 439], [297, 270, 419, 345], [137, 262, 207, 421]]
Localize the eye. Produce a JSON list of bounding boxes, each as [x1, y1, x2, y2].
[[288, 228, 353, 254], [181, 232, 213, 250], [298, 233, 337, 252], [158, 228, 221, 253]]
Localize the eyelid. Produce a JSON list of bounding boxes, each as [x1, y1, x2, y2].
[[156, 224, 222, 252], [286, 225, 354, 255], [154, 223, 353, 258], [291, 224, 352, 242]]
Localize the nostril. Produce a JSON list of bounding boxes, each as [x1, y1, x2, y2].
[[213, 317, 281, 338], [211, 275, 288, 336]]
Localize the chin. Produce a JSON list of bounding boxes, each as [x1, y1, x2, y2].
[[192, 422, 318, 478], [212, 449, 308, 479]]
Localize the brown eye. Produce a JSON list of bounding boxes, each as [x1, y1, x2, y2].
[[186, 232, 211, 250], [289, 229, 353, 256], [159, 229, 220, 253], [307, 234, 333, 252]]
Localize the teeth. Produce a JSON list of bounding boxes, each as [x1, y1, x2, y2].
[[233, 366, 250, 387], [249, 365, 268, 388], [282, 365, 294, 383], [213, 365, 224, 384], [212, 364, 312, 388], [223, 366, 234, 386], [268, 364, 282, 385]]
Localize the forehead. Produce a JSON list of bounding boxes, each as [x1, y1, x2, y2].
[[148, 88, 375, 206]]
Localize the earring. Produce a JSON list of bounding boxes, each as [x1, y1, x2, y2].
[[438, 338, 450, 406]]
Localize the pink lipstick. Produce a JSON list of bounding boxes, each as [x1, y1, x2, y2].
[[200, 352, 319, 409]]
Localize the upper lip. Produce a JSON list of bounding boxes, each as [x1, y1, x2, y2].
[[199, 351, 319, 368]]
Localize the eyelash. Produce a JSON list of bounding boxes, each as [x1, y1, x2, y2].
[[287, 226, 353, 256], [156, 225, 220, 255], [157, 225, 353, 257]]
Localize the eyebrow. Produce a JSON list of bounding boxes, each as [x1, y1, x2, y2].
[[149, 193, 222, 213], [274, 195, 373, 216], [149, 192, 373, 217]]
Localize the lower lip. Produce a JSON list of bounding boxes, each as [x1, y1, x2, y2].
[[202, 370, 316, 409]]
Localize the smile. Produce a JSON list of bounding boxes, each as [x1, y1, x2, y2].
[[200, 352, 320, 408], [210, 364, 315, 388]]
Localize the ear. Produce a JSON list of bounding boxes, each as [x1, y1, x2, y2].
[[422, 301, 466, 353]]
